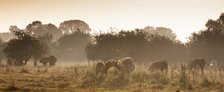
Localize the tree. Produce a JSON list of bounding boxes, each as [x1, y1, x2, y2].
[[187, 13, 224, 64], [26, 21, 63, 41], [0, 38, 5, 64], [59, 20, 91, 34], [147, 34, 188, 62], [0, 32, 14, 42], [3, 31, 47, 66], [218, 13, 224, 25], [86, 29, 186, 64], [26, 21, 42, 32], [57, 29, 91, 61], [143, 26, 177, 40], [86, 29, 150, 63], [36, 33, 55, 55]]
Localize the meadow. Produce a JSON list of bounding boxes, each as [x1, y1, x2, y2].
[[0, 61, 224, 92]]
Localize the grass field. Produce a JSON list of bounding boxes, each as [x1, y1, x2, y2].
[[0, 62, 224, 92]]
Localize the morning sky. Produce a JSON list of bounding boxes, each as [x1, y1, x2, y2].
[[0, 0, 224, 42]]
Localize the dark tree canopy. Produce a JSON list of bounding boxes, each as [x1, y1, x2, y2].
[[86, 30, 148, 62], [3, 31, 47, 66], [86, 29, 185, 64], [148, 34, 188, 62], [187, 13, 224, 64], [1, 13, 224, 66], [0, 38, 5, 59]]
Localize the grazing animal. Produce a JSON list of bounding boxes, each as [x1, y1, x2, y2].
[[218, 65, 224, 72], [95, 61, 114, 76], [180, 64, 187, 73], [149, 60, 168, 73], [39, 56, 57, 66], [112, 57, 135, 74], [188, 58, 206, 74], [95, 57, 135, 76], [104, 61, 113, 72], [7, 59, 13, 66], [96, 62, 105, 75], [96, 57, 135, 75], [208, 60, 218, 70], [33, 60, 38, 66]]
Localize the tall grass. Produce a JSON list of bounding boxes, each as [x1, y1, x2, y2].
[[0, 64, 224, 92]]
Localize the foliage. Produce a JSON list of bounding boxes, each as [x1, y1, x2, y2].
[[3, 31, 47, 66], [143, 26, 177, 40], [59, 20, 91, 34], [26, 21, 63, 41], [86, 29, 187, 63], [187, 13, 224, 63], [57, 30, 91, 61], [86, 30, 150, 62]]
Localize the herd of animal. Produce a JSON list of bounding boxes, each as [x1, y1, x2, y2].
[[96, 57, 135, 76], [95, 57, 217, 76], [6, 55, 57, 66], [1, 55, 219, 76]]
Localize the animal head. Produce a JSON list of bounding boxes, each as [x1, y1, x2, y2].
[[104, 61, 113, 69], [39, 60, 43, 63], [209, 60, 218, 67]]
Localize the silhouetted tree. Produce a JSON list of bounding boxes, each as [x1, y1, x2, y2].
[[35, 33, 56, 56], [143, 26, 177, 40], [26, 21, 42, 32], [86, 30, 150, 63], [0, 32, 15, 42], [86, 29, 186, 64], [0, 38, 5, 64], [3, 31, 47, 66], [9, 25, 23, 32], [147, 34, 188, 62], [26, 21, 63, 41], [59, 20, 91, 34], [57, 29, 90, 61], [187, 13, 224, 64], [86, 32, 124, 61]]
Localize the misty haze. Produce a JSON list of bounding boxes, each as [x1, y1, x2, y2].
[[0, 0, 224, 92]]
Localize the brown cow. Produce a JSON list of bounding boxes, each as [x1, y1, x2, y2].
[[112, 57, 135, 74], [39, 55, 57, 66], [96, 62, 105, 75], [148, 60, 168, 73], [95, 57, 135, 76], [188, 58, 206, 74], [7, 59, 13, 66], [95, 61, 113, 76], [207, 60, 218, 71]]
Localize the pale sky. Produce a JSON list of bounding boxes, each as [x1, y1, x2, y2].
[[0, 0, 223, 42]]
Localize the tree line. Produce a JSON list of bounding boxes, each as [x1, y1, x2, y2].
[[0, 13, 224, 66]]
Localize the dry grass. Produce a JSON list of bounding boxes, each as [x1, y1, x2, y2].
[[0, 63, 224, 92]]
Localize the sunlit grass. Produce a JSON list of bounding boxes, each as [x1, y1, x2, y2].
[[0, 63, 224, 92]]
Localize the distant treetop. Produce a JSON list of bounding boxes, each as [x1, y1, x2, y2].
[[59, 20, 91, 34]]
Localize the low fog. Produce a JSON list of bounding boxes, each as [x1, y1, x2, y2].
[[0, 13, 224, 66], [0, 5, 224, 92]]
